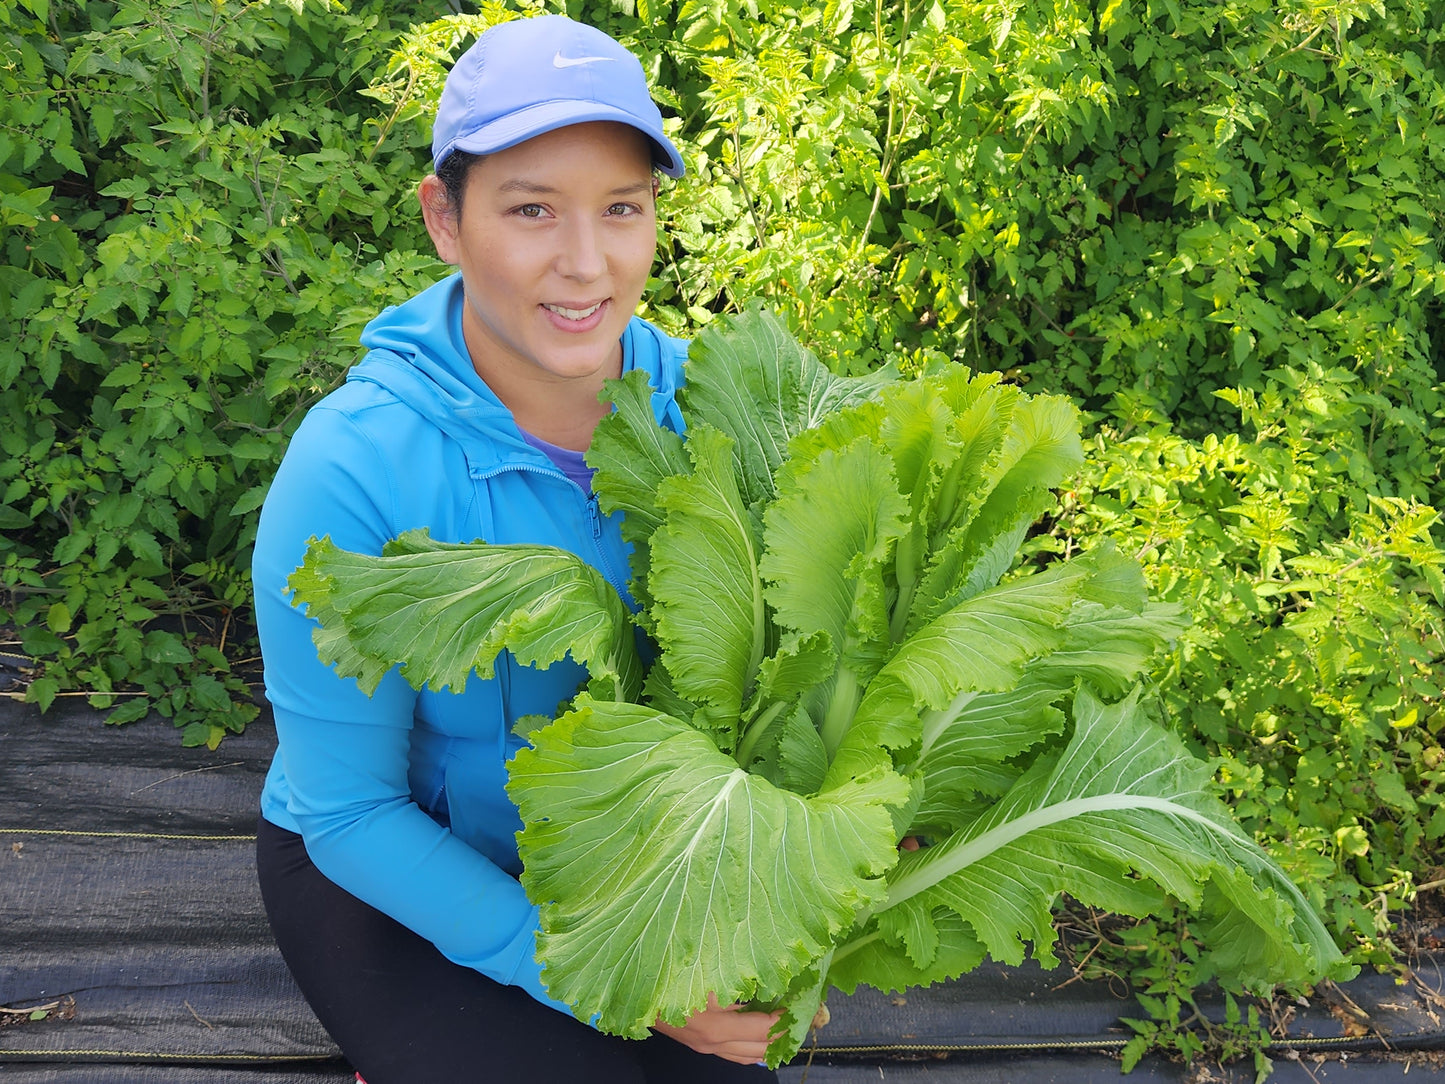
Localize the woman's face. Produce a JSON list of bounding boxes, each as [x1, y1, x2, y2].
[[420, 121, 658, 396]]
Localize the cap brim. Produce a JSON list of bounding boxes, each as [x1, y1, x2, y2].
[[446, 100, 685, 178]]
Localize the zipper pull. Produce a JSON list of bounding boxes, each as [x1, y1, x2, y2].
[[587, 492, 604, 541]]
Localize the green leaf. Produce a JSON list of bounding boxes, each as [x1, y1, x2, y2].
[[190, 673, 232, 713], [589, 369, 690, 548], [777, 704, 829, 794], [909, 487, 1055, 634], [0, 502, 33, 529], [100, 178, 151, 200], [51, 138, 84, 175], [837, 545, 1144, 770], [680, 308, 896, 510], [827, 909, 987, 997], [289, 529, 639, 697], [0, 186, 52, 226], [972, 392, 1083, 520], [766, 961, 830, 1069], [911, 675, 1066, 825], [106, 698, 152, 726], [763, 431, 909, 680], [908, 600, 1186, 827], [146, 633, 193, 666], [509, 698, 910, 1036], [875, 687, 1353, 988], [27, 676, 59, 713], [908, 387, 1085, 629], [1024, 601, 1189, 696], [180, 720, 222, 748], [53, 530, 92, 566], [92, 102, 116, 145], [649, 425, 765, 741], [1373, 770, 1418, 814], [874, 376, 970, 534], [229, 434, 276, 460], [230, 484, 268, 517], [753, 629, 836, 705], [587, 368, 691, 613], [127, 530, 164, 570]]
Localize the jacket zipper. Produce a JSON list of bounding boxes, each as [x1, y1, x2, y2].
[[586, 492, 629, 596], [474, 462, 629, 597]]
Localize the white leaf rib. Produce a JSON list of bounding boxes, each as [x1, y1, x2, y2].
[[882, 793, 1244, 911]]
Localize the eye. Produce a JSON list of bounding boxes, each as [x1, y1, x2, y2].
[[606, 202, 642, 217], [514, 203, 547, 218]]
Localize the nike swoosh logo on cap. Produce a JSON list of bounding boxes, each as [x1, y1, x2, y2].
[[553, 52, 617, 68]]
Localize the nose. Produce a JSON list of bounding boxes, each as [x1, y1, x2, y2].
[[556, 216, 606, 282]]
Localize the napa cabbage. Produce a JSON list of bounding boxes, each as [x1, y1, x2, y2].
[[290, 310, 1352, 1067]]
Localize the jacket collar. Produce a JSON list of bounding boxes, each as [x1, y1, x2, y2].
[[347, 272, 681, 476]]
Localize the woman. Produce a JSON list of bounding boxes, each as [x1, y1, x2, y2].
[[252, 15, 781, 1083]]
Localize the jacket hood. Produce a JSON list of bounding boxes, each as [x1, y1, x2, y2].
[[348, 272, 684, 476]]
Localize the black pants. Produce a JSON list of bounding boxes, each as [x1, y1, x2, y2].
[[256, 817, 779, 1084]]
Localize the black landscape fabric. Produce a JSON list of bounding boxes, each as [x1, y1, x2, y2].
[[3, 697, 1445, 1083]]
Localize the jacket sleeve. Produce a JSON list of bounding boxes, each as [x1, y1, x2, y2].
[[253, 403, 571, 1014]]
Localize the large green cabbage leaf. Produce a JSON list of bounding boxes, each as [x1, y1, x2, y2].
[[290, 309, 1354, 1067]]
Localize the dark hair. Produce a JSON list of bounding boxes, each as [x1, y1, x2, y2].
[[434, 150, 486, 213]]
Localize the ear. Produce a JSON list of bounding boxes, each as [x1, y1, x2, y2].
[[418, 175, 461, 266]]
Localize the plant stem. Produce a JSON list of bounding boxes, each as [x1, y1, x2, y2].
[[908, 688, 976, 771], [889, 526, 923, 642], [827, 928, 880, 968], [731, 123, 769, 252], [819, 666, 860, 758], [735, 699, 789, 767], [931, 457, 965, 550], [876, 794, 1246, 917]]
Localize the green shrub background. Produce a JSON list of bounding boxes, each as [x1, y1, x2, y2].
[[4, 0, 1444, 1052]]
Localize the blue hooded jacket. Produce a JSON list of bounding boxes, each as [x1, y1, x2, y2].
[[254, 272, 688, 1012]]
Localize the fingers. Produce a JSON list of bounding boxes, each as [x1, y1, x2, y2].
[[652, 993, 782, 1065]]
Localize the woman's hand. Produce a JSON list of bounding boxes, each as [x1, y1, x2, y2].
[[652, 993, 781, 1065]]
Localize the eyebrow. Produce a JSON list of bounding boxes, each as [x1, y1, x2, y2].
[[496, 179, 655, 197]]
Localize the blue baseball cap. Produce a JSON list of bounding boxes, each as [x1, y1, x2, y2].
[[431, 15, 685, 178]]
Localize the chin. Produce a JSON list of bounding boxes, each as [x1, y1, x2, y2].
[[539, 345, 619, 381]]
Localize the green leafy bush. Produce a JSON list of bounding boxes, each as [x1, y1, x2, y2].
[[605, 0, 1445, 463], [1047, 369, 1445, 958], [0, 0, 452, 744]]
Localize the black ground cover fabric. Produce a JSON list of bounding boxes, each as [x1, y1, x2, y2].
[[4, 697, 1444, 1082], [1, 698, 345, 1079]]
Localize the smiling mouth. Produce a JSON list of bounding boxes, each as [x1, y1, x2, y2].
[[543, 301, 604, 321]]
